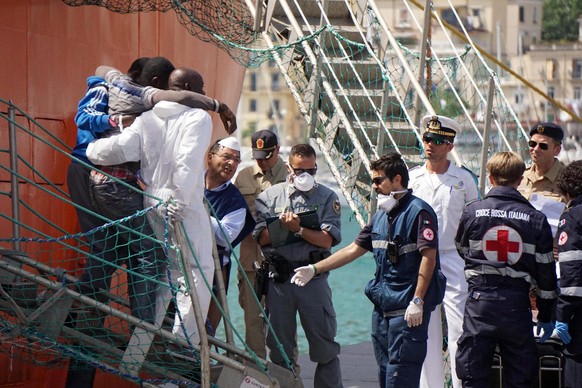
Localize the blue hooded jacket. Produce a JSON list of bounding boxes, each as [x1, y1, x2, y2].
[[71, 76, 111, 164]]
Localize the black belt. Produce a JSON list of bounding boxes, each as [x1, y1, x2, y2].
[[469, 274, 530, 291]]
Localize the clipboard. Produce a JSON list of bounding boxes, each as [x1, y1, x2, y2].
[[266, 210, 321, 247]]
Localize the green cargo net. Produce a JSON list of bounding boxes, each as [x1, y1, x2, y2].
[[0, 100, 297, 387], [62, 0, 259, 57]]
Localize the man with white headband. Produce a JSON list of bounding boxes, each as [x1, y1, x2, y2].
[[87, 67, 214, 345], [204, 137, 255, 332]]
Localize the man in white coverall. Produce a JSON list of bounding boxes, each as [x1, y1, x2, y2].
[[86, 67, 214, 344], [409, 115, 479, 388]]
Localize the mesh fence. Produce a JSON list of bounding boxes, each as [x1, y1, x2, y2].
[[0, 101, 285, 386]]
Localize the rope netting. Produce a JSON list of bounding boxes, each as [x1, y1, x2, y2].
[[0, 101, 287, 386], [62, 0, 259, 56]]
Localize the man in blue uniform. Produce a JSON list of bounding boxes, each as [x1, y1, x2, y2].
[[554, 159, 582, 387], [454, 151, 558, 388], [292, 152, 444, 388], [254, 143, 343, 388]]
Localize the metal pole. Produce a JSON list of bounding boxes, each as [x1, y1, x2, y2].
[[479, 77, 496, 196], [8, 102, 20, 251], [307, 0, 328, 136], [413, 0, 433, 129], [175, 222, 211, 388]]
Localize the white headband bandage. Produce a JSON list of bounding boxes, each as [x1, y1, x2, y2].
[[218, 137, 240, 151]]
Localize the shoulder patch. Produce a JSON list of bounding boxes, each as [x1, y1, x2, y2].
[[422, 228, 435, 241], [333, 199, 341, 214], [558, 231, 568, 246]]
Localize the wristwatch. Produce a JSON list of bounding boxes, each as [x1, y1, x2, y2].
[[294, 227, 304, 238], [412, 296, 424, 305]]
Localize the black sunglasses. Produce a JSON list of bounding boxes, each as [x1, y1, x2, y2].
[[528, 140, 549, 151], [291, 166, 317, 176], [422, 136, 451, 146], [372, 176, 388, 185]]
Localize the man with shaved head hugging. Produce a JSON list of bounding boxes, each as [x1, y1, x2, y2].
[[86, 67, 215, 345]]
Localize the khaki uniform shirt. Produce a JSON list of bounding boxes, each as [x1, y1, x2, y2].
[[234, 157, 288, 271], [518, 159, 565, 203]]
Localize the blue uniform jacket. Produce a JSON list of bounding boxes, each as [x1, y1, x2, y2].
[[455, 186, 558, 322], [365, 192, 444, 313], [556, 195, 582, 354]]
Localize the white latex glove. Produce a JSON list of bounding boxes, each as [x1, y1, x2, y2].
[[290, 265, 315, 286], [404, 302, 423, 327], [167, 202, 184, 222]]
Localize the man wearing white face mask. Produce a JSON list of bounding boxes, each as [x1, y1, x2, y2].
[[291, 152, 445, 388], [409, 115, 479, 388], [254, 143, 343, 388]]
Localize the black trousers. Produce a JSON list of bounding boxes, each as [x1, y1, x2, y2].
[[456, 276, 537, 388]]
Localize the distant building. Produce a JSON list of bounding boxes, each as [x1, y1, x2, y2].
[[237, 57, 305, 148], [239, 0, 581, 144]]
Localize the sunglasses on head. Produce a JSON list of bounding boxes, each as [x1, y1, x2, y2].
[[422, 136, 451, 146], [291, 166, 317, 176], [528, 140, 549, 151], [372, 176, 388, 185]]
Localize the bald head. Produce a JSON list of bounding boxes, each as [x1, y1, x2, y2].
[[168, 67, 205, 94]]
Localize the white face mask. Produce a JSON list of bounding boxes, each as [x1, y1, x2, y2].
[[293, 172, 316, 192], [377, 190, 408, 213]]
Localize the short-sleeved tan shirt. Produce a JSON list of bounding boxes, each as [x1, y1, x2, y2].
[[518, 159, 565, 203], [234, 157, 288, 271]]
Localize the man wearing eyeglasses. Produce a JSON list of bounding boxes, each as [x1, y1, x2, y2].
[[234, 129, 288, 358], [254, 143, 343, 387], [409, 115, 479, 388], [204, 137, 256, 332], [518, 122, 566, 204]]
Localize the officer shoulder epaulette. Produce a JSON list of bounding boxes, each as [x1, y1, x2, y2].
[[460, 165, 478, 179]]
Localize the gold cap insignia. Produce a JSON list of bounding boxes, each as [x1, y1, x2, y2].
[[256, 138, 264, 149], [537, 124, 544, 133], [427, 116, 442, 130]]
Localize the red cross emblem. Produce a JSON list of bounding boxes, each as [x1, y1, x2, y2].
[[482, 225, 523, 264], [423, 228, 435, 241], [558, 231, 568, 246]]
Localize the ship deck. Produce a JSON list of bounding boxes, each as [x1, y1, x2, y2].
[[299, 341, 378, 387]]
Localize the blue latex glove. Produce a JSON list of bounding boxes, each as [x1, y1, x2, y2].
[[536, 321, 555, 343], [555, 321, 572, 344]]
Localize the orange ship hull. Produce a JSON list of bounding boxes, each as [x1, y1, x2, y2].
[[0, 1, 245, 386]]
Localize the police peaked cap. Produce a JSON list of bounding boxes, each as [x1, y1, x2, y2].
[[529, 122, 564, 142], [251, 130, 279, 160], [421, 115, 461, 139]]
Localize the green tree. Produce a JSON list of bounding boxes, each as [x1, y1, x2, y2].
[[542, 0, 582, 41]]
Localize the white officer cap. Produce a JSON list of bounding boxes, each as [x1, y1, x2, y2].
[[421, 115, 462, 139]]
